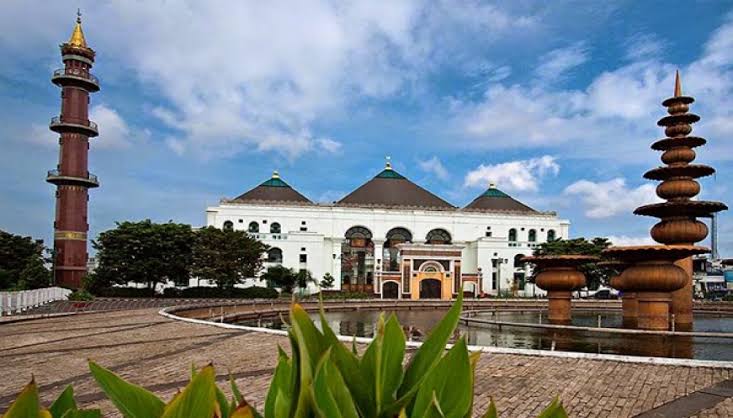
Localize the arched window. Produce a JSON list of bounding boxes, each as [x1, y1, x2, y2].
[[426, 228, 451, 245], [508, 228, 517, 242], [342, 226, 374, 286], [248, 221, 259, 233], [345, 226, 372, 247], [223, 221, 233, 231], [270, 222, 281, 233], [514, 254, 526, 269], [385, 227, 412, 271], [528, 229, 537, 242], [547, 229, 556, 241], [267, 248, 283, 263]]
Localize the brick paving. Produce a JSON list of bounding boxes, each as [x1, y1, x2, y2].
[[1, 308, 731, 417]]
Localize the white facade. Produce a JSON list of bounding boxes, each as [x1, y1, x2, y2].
[[206, 202, 569, 296]]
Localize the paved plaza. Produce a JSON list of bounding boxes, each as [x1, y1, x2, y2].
[[1, 308, 732, 417]]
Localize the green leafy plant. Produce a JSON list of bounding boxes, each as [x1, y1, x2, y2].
[[1, 380, 101, 418], [68, 289, 94, 301], [2, 294, 567, 417]]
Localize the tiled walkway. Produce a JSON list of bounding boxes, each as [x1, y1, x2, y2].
[[1, 308, 731, 417]]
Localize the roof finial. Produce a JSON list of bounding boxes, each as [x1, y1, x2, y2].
[[67, 9, 88, 48], [272, 170, 280, 179], [385, 155, 392, 170], [674, 69, 682, 97], [489, 181, 496, 189]]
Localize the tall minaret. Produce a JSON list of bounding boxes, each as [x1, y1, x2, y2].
[[47, 11, 100, 288]]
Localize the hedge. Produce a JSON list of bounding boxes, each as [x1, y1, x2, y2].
[[167, 286, 278, 299]]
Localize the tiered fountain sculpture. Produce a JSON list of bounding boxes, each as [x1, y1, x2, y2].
[[600, 260, 635, 327], [606, 72, 726, 330], [522, 255, 598, 324]]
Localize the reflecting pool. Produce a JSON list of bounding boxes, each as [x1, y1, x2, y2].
[[236, 308, 733, 361]]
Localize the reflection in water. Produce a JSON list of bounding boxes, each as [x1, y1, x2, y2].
[[237, 309, 733, 361]]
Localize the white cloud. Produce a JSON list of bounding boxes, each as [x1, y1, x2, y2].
[[464, 155, 559, 192], [418, 156, 449, 180], [453, 14, 733, 161], [624, 34, 666, 61], [535, 42, 589, 80], [316, 138, 342, 154], [26, 104, 137, 150], [606, 235, 655, 247], [563, 178, 661, 218], [5, 1, 536, 161], [90, 104, 137, 149]]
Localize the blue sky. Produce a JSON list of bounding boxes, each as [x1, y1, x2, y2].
[[1, 1, 732, 256]]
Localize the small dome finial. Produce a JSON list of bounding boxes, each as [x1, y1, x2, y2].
[[67, 10, 88, 48], [272, 170, 280, 179], [385, 155, 392, 170], [674, 69, 682, 97], [489, 181, 497, 189]]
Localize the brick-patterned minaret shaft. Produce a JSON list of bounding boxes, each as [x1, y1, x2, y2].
[[47, 12, 100, 289]]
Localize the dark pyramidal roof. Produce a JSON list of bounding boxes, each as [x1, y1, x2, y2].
[[337, 159, 455, 210], [463, 183, 537, 213], [232, 171, 312, 204]]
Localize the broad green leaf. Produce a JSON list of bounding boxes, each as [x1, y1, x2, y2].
[[3, 379, 41, 418], [290, 303, 329, 418], [411, 338, 472, 418], [312, 350, 358, 418], [537, 397, 568, 418], [160, 365, 217, 418], [482, 399, 498, 418], [463, 351, 481, 418], [319, 303, 374, 416], [400, 292, 463, 398], [273, 389, 290, 418], [88, 361, 165, 418], [230, 402, 258, 418], [424, 392, 446, 418], [229, 373, 243, 413], [215, 384, 230, 418], [264, 352, 292, 418], [49, 385, 77, 418], [378, 314, 405, 408]]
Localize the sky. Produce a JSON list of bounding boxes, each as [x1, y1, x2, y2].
[[1, 0, 732, 256]]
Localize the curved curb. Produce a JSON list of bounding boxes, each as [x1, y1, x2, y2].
[[158, 306, 733, 369]]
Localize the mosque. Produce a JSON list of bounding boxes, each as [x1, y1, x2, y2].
[[206, 159, 569, 299]]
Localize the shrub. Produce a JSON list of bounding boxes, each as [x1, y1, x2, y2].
[[95, 287, 156, 298], [317, 291, 372, 300], [178, 286, 278, 299], [2, 294, 568, 417], [67, 289, 94, 301]]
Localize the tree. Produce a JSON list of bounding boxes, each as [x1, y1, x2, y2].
[[93, 220, 194, 294], [320, 272, 335, 289], [532, 237, 616, 290], [191, 226, 268, 290], [0, 229, 50, 290], [295, 269, 316, 295], [261, 265, 296, 293]]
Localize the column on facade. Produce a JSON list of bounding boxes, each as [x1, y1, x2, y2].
[[331, 238, 344, 291], [372, 239, 385, 294]]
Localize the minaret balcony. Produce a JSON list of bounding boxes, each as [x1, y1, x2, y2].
[[51, 68, 100, 92], [49, 116, 99, 137], [46, 169, 99, 188]]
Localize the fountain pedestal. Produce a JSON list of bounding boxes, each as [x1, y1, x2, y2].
[[522, 255, 597, 325], [603, 246, 707, 331], [608, 266, 636, 328]]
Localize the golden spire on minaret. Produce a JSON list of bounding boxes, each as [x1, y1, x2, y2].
[[67, 9, 88, 48], [674, 69, 682, 97]]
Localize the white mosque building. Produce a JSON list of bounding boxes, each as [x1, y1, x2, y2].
[[206, 159, 569, 299]]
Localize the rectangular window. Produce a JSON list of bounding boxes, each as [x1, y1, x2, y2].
[[300, 227, 308, 232], [299, 254, 307, 263], [492, 272, 497, 290]]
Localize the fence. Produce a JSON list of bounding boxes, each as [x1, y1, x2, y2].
[[0, 287, 72, 316]]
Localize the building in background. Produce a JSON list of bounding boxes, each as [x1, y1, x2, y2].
[[206, 159, 569, 299]]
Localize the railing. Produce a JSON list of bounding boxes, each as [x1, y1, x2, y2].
[[50, 116, 98, 132], [47, 169, 98, 184], [0, 287, 72, 316], [52, 68, 99, 85]]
